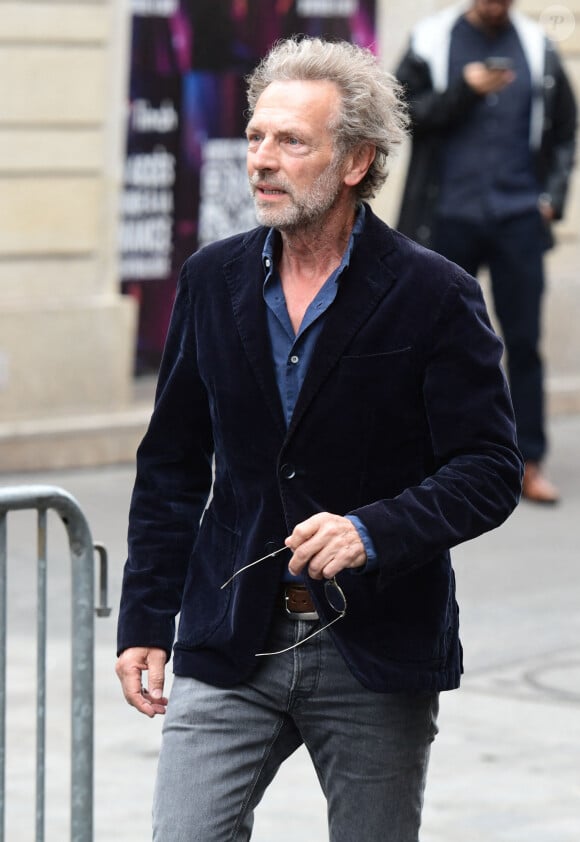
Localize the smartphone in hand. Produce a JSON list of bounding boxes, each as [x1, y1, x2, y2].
[[484, 56, 514, 71]]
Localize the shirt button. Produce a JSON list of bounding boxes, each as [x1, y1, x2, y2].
[[265, 257, 271, 268], [290, 355, 299, 364]]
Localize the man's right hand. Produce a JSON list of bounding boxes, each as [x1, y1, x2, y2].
[[463, 62, 515, 95], [115, 646, 168, 718]]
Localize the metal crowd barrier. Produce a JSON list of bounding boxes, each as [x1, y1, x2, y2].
[[0, 485, 111, 842]]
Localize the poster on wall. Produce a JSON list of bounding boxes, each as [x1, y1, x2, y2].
[[121, 0, 377, 373]]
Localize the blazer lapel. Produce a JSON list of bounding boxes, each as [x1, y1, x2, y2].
[[223, 213, 399, 441], [224, 230, 287, 435], [287, 222, 398, 439]]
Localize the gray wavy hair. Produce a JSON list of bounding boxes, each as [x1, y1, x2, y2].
[[246, 37, 409, 200]]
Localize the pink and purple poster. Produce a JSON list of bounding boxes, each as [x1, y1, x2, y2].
[[121, 0, 377, 372]]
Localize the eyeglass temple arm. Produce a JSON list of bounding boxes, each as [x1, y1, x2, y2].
[[255, 611, 345, 657], [220, 545, 289, 589]]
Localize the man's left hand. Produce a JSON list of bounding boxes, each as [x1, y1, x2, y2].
[[285, 513, 367, 580]]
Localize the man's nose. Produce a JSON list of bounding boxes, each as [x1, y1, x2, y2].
[[250, 137, 279, 171]]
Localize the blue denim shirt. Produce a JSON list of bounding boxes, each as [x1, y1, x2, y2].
[[262, 204, 377, 573]]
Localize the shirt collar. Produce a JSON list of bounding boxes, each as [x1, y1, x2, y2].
[[261, 202, 366, 277]]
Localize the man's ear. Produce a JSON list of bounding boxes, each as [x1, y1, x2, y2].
[[343, 144, 376, 187]]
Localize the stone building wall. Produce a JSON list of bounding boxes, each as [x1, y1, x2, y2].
[[0, 1, 140, 469]]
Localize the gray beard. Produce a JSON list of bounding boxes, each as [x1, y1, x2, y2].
[[250, 159, 343, 231]]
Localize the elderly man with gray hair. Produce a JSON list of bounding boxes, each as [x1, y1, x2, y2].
[[116, 37, 522, 841]]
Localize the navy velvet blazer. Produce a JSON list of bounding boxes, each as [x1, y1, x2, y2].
[[117, 205, 523, 692]]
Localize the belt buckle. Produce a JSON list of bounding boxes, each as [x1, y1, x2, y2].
[[284, 591, 319, 621]]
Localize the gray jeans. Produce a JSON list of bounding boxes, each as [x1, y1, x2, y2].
[[153, 614, 439, 841]]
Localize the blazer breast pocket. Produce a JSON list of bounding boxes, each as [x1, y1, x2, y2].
[[341, 346, 413, 366], [336, 346, 426, 442], [339, 346, 416, 392]]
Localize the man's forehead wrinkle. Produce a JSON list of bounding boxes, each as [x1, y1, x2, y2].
[[248, 119, 308, 136], [246, 111, 318, 140]]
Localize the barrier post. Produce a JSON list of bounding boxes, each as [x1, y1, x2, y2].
[[0, 485, 109, 842], [0, 512, 7, 842]]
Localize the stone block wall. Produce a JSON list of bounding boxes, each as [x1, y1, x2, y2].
[[0, 1, 136, 426], [0, 1, 144, 469]]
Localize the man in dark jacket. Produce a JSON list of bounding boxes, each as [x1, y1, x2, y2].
[[116, 37, 522, 841], [395, 0, 577, 504]]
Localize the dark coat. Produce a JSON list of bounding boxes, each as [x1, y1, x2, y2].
[[395, 19, 577, 249], [117, 206, 523, 692]]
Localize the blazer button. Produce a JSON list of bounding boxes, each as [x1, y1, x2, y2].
[[280, 463, 296, 480]]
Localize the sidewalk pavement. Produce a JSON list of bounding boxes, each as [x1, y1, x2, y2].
[[1, 412, 579, 841]]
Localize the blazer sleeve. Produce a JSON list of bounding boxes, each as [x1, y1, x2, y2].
[[117, 258, 215, 657], [350, 268, 523, 586], [542, 47, 577, 219], [395, 45, 481, 135]]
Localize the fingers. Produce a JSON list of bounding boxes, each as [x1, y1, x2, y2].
[[285, 513, 366, 580], [463, 62, 514, 94], [538, 200, 555, 222], [115, 647, 169, 718]]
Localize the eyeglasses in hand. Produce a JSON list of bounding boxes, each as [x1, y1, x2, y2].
[[220, 546, 347, 656]]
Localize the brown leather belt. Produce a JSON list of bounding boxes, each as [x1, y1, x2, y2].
[[282, 584, 319, 620]]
